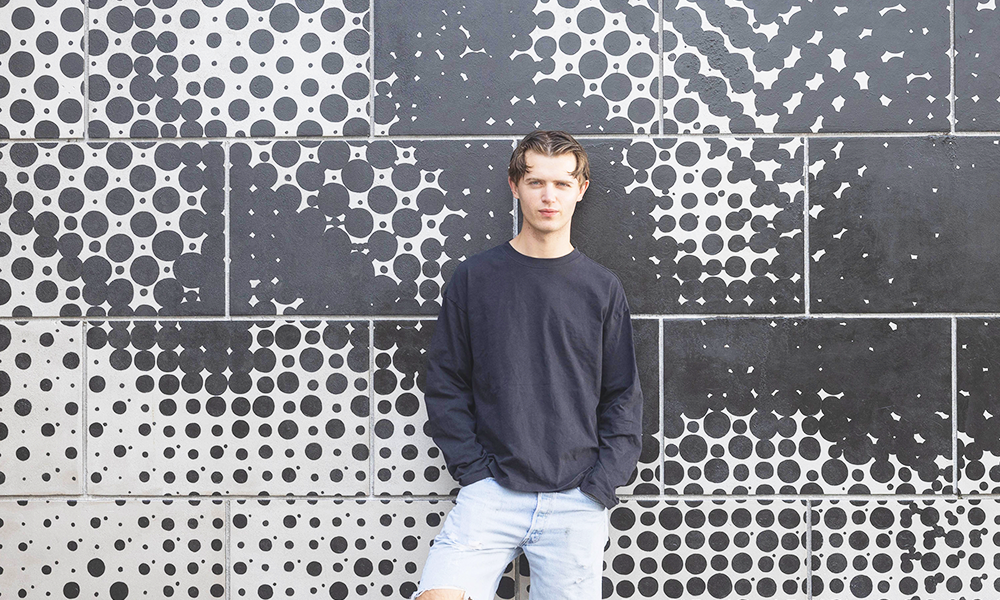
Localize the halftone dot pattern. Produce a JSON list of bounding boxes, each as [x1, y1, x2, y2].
[[0, 320, 83, 494], [230, 498, 516, 600], [85, 320, 370, 495], [0, 141, 225, 318], [661, 0, 950, 134], [811, 500, 1000, 599], [576, 137, 803, 313], [596, 499, 807, 599], [229, 139, 514, 316], [0, 0, 86, 139], [374, 0, 659, 135], [87, 0, 370, 138], [0, 499, 226, 599], [373, 320, 452, 496], [494, 0, 659, 134], [627, 318, 662, 497], [956, 0, 1000, 131], [662, 318, 953, 494], [958, 320, 1000, 494]]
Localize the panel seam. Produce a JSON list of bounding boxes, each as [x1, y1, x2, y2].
[[950, 0, 956, 133], [803, 137, 810, 315], [952, 316, 958, 495]]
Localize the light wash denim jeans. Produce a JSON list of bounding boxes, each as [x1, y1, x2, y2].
[[411, 477, 609, 600]]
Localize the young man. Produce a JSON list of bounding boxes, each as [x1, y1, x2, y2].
[[412, 130, 643, 600]]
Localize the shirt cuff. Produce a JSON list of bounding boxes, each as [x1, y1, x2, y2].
[[580, 463, 620, 509]]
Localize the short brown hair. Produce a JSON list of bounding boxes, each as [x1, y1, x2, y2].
[[508, 130, 590, 186]]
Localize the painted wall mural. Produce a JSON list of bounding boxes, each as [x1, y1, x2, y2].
[[2, 0, 998, 599]]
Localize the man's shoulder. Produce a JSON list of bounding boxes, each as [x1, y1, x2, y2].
[[575, 251, 627, 296], [441, 243, 508, 297]]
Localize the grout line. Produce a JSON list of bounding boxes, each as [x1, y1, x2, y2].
[[83, 0, 90, 141], [225, 499, 232, 600], [950, 0, 956, 134], [81, 321, 89, 497], [369, 319, 375, 497], [224, 141, 231, 318], [952, 316, 959, 495], [1, 492, 974, 502], [803, 137, 810, 315], [11, 131, 994, 145], [805, 500, 813, 600], [6, 312, 997, 323], [658, 0, 664, 136], [369, 0, 375, 137], [659, 318, 665, 496]]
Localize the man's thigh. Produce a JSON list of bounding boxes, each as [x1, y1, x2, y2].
[[413, 478, 534, 600], [521, 487, 608, 600]]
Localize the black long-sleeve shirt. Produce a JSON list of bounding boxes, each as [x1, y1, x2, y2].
[[423, 241, 643, 509]]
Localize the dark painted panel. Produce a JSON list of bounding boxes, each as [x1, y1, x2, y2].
[[811, 500, 995, 598], [374, 0, 660, 135], [0, 1, 86, 139], [810, 137, 1000, 312], [573, 138, 803, 313], [0, 142, 225, 317], [662, 318, 951, 494], [631, 318, 661, 495], [87, 0, 370, 138], [956, 1, 1000, 131], [230, 140, 513, 316], [958, 319, 1000, 494], [662, 0, 950, 134], [86, 320, 370, 495]]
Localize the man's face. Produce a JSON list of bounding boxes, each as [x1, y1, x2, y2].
[[509, 150, 589, 240]]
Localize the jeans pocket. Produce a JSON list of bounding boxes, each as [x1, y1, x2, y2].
[[577, 487, 605, 510]]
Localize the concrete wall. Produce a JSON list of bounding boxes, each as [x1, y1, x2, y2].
[[1, 0, 998, 598]]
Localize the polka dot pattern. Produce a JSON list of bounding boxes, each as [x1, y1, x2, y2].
[[958, 320, 1000, 494], [229, 139, 515, 316], [662, 318, 953, 494], [374, 0, 659, 135], [0, 141, 225, 318], [0, 1, 86, 139], [85, 320, 370, 495], [811, 500, 1000, 598], [88, 0, 370, 138], [0, 321, 83, 493], [536, 499, 806, 599], [662, 0, 950, 134], [578, 137, 803, 312], [231, 498, 516, 600], [0, 499, 225, 599]]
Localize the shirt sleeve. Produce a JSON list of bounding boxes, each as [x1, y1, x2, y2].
[[423, 278, 494, 486], [579, 282, 643, 509]]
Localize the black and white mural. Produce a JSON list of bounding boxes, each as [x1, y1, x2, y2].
[[1, 0, 997, 598]]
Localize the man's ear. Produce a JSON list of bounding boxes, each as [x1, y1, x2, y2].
[[508, 177, 518, 199], [577, 179, 590, 200]]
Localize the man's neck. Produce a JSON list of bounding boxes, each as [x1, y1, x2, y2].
[[509, 233, 575, 259]]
